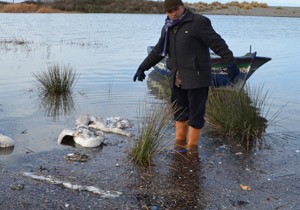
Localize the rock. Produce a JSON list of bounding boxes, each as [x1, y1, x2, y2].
[[10, 183, 25, 190], [0, 134, 14, 148], [64, 152, 89, 162]]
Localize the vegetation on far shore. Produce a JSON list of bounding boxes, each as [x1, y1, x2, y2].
[[0, 0, 270, 13]]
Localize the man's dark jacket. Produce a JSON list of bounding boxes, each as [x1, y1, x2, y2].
[[138, 9, 236, 89]]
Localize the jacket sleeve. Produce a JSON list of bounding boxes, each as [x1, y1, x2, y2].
[[138, 28, 166, 71], [196, 16, 236, 65]]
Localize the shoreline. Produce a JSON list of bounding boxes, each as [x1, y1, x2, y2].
[[0, 3, 300, 18], [195, 6, 300, 18]]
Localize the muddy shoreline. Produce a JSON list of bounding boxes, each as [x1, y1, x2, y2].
[[1, 131, 299, 209], [0, 7, 300, 209]]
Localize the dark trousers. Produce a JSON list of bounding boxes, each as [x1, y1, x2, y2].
[[171, 86, 209, 129]]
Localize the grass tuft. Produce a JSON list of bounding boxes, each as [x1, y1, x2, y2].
[[129, 101, 176, 166], [206, 86, 269, 148], [34, 64, 79, 96]]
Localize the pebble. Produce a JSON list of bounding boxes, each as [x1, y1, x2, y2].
[[10, 183, 25, 190]]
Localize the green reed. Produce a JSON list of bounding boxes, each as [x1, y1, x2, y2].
[[206, 86, 269, 148], [34, 64, 78, 95], [129, 101, 176, 166]]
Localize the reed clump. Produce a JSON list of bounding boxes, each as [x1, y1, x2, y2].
[[206, 86, 268, 148], [34, 64, 79, 96], [129, 102, 176, 166]]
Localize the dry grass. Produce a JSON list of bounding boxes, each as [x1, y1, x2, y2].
[[0, 3, 61, 13], [187, 1, 269, 12], [225, 1, 268, 9]]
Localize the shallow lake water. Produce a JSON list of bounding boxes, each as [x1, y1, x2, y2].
[[0, 13, 299, 160]]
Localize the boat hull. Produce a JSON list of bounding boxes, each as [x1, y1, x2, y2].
[[147, 46, 271, 89]]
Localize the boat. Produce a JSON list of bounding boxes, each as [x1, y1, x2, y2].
[[147, 46, 271, 89]]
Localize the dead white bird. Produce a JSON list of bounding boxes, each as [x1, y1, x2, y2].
[[58, 115, 132, 148], [76, 115, 132, 137], [57, 125, 104, 148], [0, 134, 14, 148]]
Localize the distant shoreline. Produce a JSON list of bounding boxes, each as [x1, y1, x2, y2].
[[0, 1, 299, 18], [196, 6, 300, 18]]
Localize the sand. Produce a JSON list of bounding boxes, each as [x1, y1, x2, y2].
[[192, 6, 300, 17]]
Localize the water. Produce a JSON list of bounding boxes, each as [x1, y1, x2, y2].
[[0, 13, 299, 158]]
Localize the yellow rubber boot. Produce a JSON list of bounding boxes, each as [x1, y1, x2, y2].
[[175, 121, 188, 148], [187, 126, 202, 148]]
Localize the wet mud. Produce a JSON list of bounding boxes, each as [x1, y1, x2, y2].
[[1, 132, 300, 209]]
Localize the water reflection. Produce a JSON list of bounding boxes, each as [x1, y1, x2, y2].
[[168, 146, 206, 208], [0, 146, 14, 155], [147, 71, 170, 101], [38, 92, 75, 120]]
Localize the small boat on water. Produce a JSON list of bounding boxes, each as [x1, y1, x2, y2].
[[147, 46, 271, 89]]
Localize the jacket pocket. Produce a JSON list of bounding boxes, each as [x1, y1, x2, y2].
[[166, 57, 176, 70], [195, 56, 211, 71]]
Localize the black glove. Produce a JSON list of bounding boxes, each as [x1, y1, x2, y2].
[[227, 64, 240, 81], [133, 68, 146, 82]]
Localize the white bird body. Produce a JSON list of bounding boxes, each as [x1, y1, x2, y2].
[[73, 125, 104, 148], [76, 115, 132, 137], [57, 126, 104, 148], [0, 134, 14, 148], [58, 115, 131, 148]]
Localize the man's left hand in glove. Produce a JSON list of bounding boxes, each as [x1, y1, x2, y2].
[[133, 68, 146, 82]]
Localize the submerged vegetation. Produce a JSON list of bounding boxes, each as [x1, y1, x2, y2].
[[0, 38, 32, 52], [34, 64, 79, 96], [0, 0, 269, 13]]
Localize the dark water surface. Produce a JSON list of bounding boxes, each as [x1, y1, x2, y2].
[[0, 13, 299, 159]]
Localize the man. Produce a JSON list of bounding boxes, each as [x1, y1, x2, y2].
[[133, 0, 239, 151]]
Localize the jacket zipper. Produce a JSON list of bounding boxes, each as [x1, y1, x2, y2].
[[173, 26, 178, 71]]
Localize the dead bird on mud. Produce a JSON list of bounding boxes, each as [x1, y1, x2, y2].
[[57, 115, 132, 148]]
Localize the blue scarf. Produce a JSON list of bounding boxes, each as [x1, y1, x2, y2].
[[160, 11, 186, 56]]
